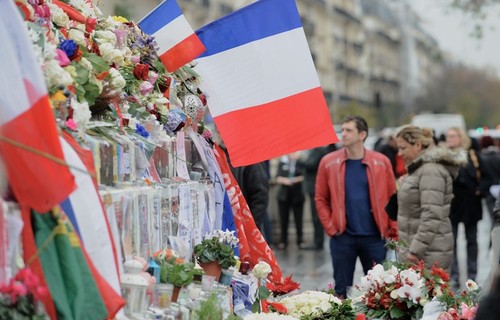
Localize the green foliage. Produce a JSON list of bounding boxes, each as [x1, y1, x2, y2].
[[160, 261, 195, 287], [226, 314, 243, 320], [195, 292, 223, 320], [193, 237, 236, 269]]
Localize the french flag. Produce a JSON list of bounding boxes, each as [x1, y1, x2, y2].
[[195, 0, 338, 167], [0, 0, 75, 212], [139, 0, 206, 72]]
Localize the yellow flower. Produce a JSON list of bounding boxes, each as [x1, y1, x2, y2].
[[112, 16, 129, 23]]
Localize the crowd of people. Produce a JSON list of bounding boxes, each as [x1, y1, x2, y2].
[[230, 115, 500, 300]]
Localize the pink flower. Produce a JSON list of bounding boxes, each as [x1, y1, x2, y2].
[[65, 119, 78, 131], [461, 303, 477, 320], [55, 49, 71, 67], [139, 81, 154, 95], [148, 71, 158, 85], [131, 55, 140, 64]]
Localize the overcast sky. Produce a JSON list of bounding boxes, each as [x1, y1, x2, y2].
[[409, 1, 500, 76]]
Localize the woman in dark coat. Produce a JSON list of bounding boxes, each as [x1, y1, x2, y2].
[[446, 127, 491, 285], [276, 152, 305, 249]]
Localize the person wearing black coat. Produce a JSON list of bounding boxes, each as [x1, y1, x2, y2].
[[276, 152, 305, 249], [446, 129, 494, 287]]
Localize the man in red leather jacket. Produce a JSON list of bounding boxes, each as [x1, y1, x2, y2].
[[315, 116, 397, 297]]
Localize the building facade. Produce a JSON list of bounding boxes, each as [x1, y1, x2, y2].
[[100, 0, 444, 120]]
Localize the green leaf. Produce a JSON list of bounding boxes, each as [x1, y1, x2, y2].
[[251, 300, 261, 313], [74, 64, 90, 85], [83, 82, 101, 106], [257, 286, 270, 299], [389, 307, 406, 319], [83, 53, 109, 73]]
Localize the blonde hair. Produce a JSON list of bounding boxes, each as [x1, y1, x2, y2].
[[447, 127, 471, 150], [396, 125, 433, 149]]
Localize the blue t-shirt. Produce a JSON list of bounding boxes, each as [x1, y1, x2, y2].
[[345, 159, 379, 236]]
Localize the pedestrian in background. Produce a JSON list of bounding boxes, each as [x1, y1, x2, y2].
[[395, 126, 466, 270], [446, 127, 492, 288], [315, 115, 397, 297], [276, 152, 305, 250], [299, 143, 337, 250], [480, 135, 500, 221]]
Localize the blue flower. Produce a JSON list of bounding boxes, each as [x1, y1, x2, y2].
[[59, 39, 77, 58], [135, 123, 150, 138]]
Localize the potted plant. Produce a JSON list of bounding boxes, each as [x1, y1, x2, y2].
[[193, 230, 238, 281], [159, 259, 196, 302]]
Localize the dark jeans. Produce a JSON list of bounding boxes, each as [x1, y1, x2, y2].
[[451, 222, 478, 282], [329, 233, 386, 297], [309, 192, 325, 249]]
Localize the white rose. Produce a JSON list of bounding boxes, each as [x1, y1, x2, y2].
[[44, 60, 73, 88], [48, 3, 69, 27], [99, 43, 124, 66], [94, 30, 117, 45], [252, 261, 272, 279], [109, 68, 126, 90], [68, 29, 86, 46]]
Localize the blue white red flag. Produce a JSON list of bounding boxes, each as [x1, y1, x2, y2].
[[139, 0, 205, 72], [0, 0, 75, 212], [195, 0, 338, 167]]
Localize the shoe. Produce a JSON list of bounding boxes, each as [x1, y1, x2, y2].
[[277, 243, 287, 250], [300, 244, 317, 250], [297, 242, 306, 250]]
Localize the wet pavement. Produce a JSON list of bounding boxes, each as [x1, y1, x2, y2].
[[269, 198, 497, 293]]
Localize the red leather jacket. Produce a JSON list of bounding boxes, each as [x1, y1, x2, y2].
[[314, 148, 397, 238]]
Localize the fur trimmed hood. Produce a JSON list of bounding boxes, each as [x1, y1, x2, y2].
[[407, 146, 467, 178]]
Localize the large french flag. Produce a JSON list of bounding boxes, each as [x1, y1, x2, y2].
[[195, 0, 338, 167], [0, 0, 75, 212], [139, 0, 206, 72]]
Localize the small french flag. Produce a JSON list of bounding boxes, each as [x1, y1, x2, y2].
[[195, 0, 338, 167], [139, 0, 205, 72]]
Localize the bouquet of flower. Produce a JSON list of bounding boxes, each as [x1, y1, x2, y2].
[[0, 268, 48, 319], [279, 291, 356, 320], [435, 280, 480, 320], [355, 263, 428, 319]]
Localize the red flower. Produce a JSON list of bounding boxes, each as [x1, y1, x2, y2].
[[261, 299, 288, 314], [432, 265, 450, 282], [266, 275, 300, 295], [133, 64, 150, 80], [356, 314, 367, 320]]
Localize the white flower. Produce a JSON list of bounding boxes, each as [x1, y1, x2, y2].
[[99, 43, 124, 66], [79, 58, 93, 72], [94, 30, 117, 45], [280, 291, 340, 318], [47, 3, 69, 27], [253, 261, 271, 279], [71, 98, 91, 132], [465, 279, 478, 291], [68, 29, 86, 46], [109, 68, 126, 90], [244, 314, 298, 320], [44, 60, 73, 88]]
